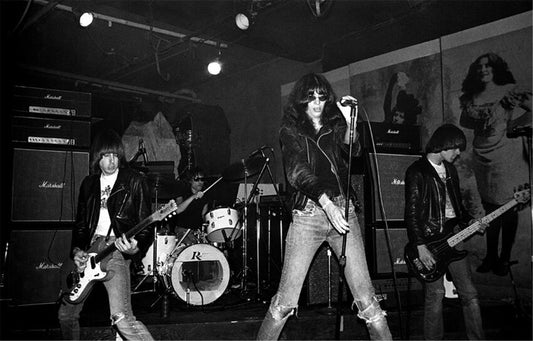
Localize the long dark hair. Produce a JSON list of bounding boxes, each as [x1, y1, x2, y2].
[[425, 124, 466, 153], [461, 52, 516, 97], [90, 129, 126, 174], [283, 73, 342, 129]]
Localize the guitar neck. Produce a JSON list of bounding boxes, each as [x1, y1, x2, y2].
[[448, 199, 517, 247], [94, 215, 156, 263]]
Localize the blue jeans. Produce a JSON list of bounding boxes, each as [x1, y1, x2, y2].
[[423, 247, 485, 340], [58, 237, 153, 340], [257, 198, 391, 340]]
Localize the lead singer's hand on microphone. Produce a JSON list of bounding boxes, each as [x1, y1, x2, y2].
[[337, 95, 358, 123]]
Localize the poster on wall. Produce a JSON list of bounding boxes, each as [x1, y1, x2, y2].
[[348, 40, 442, 148], [441, 11, 531, 283]]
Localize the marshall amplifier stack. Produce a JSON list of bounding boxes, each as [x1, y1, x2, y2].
[[7, 86, 92, 306], [354, 122, 422, 279], [10, 85, 92, 223]]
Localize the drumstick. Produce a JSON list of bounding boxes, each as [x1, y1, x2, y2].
[[203, 176, 223, 194]]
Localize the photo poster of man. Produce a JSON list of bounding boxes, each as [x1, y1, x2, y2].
[[441, 11, 531, 286], [348, 39, 442, 149]]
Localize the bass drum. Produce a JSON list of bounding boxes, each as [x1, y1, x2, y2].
[[165, 243, 230, 305]]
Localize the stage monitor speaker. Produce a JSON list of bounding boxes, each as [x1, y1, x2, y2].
[[373, 227, 409, 275], [6, 229, 72, 306], [11, 148, 89, 222], [367, 153, 421, 222], [306, 243, 349, 305]]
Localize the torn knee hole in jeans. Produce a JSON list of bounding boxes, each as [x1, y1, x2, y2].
[[111, 312, 126, 325], [354, 297, 387, 324], [269, 302, 297, 321]]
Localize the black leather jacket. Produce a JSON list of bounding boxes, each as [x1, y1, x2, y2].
[[404, 157, 472, 246], [279, 114, 361, 210], [71, 167, 153, 257]]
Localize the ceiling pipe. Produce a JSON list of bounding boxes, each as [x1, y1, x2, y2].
[[33, 0, 228, 49]]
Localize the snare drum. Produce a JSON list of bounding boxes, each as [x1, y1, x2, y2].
[[140, 233, 177, 275], [164, 243, 230, 305], [204, 207, 242, 243]]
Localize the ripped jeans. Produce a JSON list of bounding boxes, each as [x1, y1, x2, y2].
[[58, 237, 153, 340], [257, 198, 391, 340]]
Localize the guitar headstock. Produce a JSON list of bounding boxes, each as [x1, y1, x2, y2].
[[513, 184, 530, 204], [154, 200, 178, 221]]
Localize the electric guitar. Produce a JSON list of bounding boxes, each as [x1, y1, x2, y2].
[[62, 200, 177, 304], [405, 187, 530, 282]]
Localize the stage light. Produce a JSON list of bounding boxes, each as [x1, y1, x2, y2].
[[78, 11, 94, 27], [72, 6, 95, 27], [207, 59, 222, 75], [235, 12, 255, 30]]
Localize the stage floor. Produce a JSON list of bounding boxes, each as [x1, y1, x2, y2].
[[1, 280, 531, 340]]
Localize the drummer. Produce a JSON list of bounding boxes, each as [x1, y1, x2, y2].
[[173, 167, 209, 239]]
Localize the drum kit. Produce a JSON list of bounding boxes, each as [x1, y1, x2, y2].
[[132, 148, 284, 307]]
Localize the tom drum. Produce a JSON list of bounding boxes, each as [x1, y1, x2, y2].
[[204, 207, 242, 243]]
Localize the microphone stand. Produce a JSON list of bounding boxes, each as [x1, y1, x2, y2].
[[335, 103, 357, 340]]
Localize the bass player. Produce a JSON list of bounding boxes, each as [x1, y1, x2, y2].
[[404, 124, 487, 340]]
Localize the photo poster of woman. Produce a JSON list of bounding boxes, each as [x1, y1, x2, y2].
[[348, 40, 442, 149], [441, 12, 531, 284]]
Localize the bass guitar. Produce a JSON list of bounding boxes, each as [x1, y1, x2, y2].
[[405, 187, 529, 282], [62, 200, 177, 304]]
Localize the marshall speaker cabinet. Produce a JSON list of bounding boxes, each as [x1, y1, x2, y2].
[[11, 148, 89, 222], [6, 229, 72, 305], [366, 153, 421, 222]]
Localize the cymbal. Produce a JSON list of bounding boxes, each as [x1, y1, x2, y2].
[[222, 155, 266, 181], [145, 173, 183, 200]]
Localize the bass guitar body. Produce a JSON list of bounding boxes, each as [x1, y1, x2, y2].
[[404, 186, 529, 283], [404, 236, 467, 282]]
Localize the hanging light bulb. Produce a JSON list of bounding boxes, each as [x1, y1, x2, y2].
[[72, 6, 95, 28], [207, 59, 222, 75], [79, 11, 94, 27]]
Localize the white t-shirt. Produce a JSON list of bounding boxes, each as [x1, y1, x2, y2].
[[428, 159, 456, 219], [95, 170, 119, 237]]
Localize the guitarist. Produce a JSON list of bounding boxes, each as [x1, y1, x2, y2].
[[404, 124, 487, 340], [58, 129, 154, 340]]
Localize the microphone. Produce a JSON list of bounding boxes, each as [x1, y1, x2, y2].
[[248, 145, 272, 158], [340, 98, 358, 107], [139, 139, 148, 164]]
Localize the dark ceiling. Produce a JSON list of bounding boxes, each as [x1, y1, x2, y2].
[[1, 0, 531, 98]]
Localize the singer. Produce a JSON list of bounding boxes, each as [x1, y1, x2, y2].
[[257, 73, 391, 340]]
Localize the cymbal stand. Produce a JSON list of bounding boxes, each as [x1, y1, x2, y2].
[[240, 169, 251, 293], [133, 182, 160, 295], [239, 152, 285, 297]]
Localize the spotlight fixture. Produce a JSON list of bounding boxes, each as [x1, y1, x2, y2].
[[235, 11, 256, 30]]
